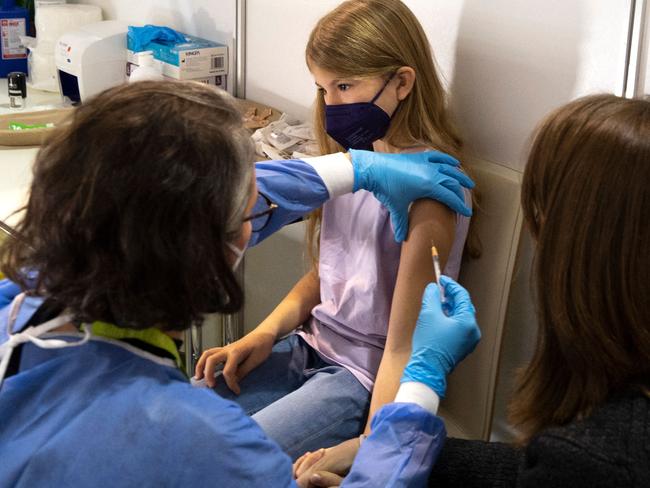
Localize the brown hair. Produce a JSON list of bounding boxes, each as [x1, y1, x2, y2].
[[0, 81, 254, 331], [511, 94, 650, 441], [304, 0, 465, 264]]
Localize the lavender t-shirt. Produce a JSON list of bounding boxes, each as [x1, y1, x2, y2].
[[297, 189, 470, 391]]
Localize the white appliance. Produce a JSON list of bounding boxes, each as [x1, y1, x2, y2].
[[55, 20, 128, 103]]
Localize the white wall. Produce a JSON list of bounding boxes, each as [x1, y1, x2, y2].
[[244, 0, 634, 441], [71, 0, 237, 93], [245, 0, 339, 121]]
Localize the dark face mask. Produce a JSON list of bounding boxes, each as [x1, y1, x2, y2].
[[324, 73, 396, 151]]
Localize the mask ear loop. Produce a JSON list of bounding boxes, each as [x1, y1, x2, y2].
[[370, 71, 398, 104]]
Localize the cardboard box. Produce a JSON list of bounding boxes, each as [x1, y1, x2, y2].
[[127, 31, 228, 81]]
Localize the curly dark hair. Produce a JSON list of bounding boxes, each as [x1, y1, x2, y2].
[[0, 81, 254, 331]]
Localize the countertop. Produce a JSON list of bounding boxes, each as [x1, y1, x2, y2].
[[0, 79, 63, 223]]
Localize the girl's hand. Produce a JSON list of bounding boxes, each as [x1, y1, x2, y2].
[[305, 471, 344, 488], [194, 330, 276, 393], [294, 438, 360, 486], [293, 449, 325, 478]]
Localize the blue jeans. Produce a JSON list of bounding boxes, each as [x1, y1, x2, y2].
[[214, 334, 370, 460]]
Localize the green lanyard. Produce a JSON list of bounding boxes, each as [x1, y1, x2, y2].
[[89, 321, 184, 370]]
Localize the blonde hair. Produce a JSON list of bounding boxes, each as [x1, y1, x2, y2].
[[305, 0, 464, 263]]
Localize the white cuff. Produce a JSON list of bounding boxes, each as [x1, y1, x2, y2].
[[394, 382, 440, 415], [302, 153, 354, 198]]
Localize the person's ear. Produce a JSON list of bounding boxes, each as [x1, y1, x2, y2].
[[395, 66, 416, 101]]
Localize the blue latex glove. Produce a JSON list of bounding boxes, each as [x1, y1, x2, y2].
[[401, 276, 481, 397], [349, 149, 475, 242], [128, 25, 186, 52], [0, 279, 21, 309]]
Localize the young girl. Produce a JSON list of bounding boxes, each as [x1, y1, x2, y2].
[[196, 0, 472, 459]]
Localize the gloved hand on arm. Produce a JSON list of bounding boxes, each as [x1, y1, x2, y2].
[[401, 276, 481, 398], [349, 149, 475, 242]]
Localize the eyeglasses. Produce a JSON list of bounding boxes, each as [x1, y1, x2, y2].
[[0, 219, 24, 244], [243, 193, 278, 233]]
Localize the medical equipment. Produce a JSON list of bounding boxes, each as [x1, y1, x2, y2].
[[127, 50, 162, 83], [7, 71, 26, 108], [252, 115, 319, 160], [0, 0, 28, 78], [55, 20, 128, 103], [431, 245, 445, 303], [401, 278, 480, 398], [24, 3, 102, 92], [126, 27, 228, 86], [0, 219, 23, 244], [36, 4, 103, 53]]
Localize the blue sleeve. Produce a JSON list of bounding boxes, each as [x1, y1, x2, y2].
[[342, 403, 446, 488], [249, 159, 330, 247], [0, 279, 21, 309]]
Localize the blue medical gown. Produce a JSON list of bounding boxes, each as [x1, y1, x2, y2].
[[0, 334, 445, 487], [0, 337, 295, 487], [346, 403, 446, 487]]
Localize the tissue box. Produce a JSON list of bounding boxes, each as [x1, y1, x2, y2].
[[127, 31, 228, 81]]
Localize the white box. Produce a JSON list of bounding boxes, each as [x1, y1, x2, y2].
[[126, 31, 228, 81]]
